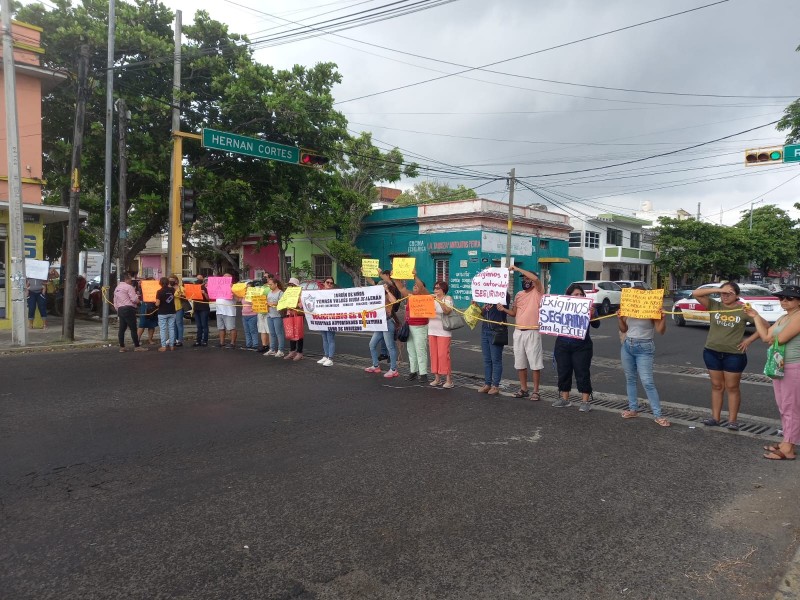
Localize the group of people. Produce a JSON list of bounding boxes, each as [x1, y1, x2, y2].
[[112, 267, 800, 462]]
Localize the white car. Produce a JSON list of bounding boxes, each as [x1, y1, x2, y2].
[[672, 284, 785, 326], [614, 280, 652, 290], [570, 280, 622, 315]]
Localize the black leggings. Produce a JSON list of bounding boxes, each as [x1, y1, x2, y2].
[[290, 338, 304, 353], [554, 338, 593, 394]]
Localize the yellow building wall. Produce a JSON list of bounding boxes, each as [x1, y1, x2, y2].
[[0, 216, 44, 329]]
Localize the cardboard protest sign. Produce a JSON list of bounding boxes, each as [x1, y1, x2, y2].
[[538, 294, 593, 339], [361, 258, 381, 278], [277, 286, 302, 311], [183, 283, 203, 300], [140, 280, 160, 303], [408, 294, 436, 318], [471, 267, 509, 303], [206, 276, 232, 300], [244, 286, 263, 302], [391, 257, 416, 280], [302, 285, 388, 332], [619, 288, 664, 320], [25, 258, 49, 280], [251, 295, 268, 313]]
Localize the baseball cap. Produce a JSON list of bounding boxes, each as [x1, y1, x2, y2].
[[288, 277, 301, 286]]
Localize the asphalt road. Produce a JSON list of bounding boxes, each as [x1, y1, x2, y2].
[[1, 340, 798, 600]]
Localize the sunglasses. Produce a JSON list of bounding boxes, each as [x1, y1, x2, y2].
[[324, 281, 334, 285]]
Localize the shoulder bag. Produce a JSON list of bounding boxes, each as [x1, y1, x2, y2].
[[441, 300, 466, 331], [396, 321, 410, 342]]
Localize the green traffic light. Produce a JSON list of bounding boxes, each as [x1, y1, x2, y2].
[[770, 150, 782, 161]]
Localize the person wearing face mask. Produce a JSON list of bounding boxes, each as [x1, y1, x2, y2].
[[499, 265, 544, 400], [192, 274, 210, 347]]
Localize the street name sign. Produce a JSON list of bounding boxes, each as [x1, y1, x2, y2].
[[202, 128, 299, 165], [784, 144, 800, 163]]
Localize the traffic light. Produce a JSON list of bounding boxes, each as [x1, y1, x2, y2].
[[180, 188, 196, 223], [299, 149, 329, 168], [744, 146, 784, 166]]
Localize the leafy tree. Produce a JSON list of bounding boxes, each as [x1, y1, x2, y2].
[[734, 205, 798, 276], [395, 181, 477, 206]]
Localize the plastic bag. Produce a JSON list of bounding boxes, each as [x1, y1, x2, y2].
[[463, 303, 481, 330], [763, 338, 785, 379]]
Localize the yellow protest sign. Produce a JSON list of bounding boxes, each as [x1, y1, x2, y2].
[[619, 288, 665, 319], [231, 282, 248, 298], [392, 257, 416, 280], [251, 295, 268, 313], [277, 286, 302, 311], [140, 280, 160, 303], [361, 258, 380, 278], [244, 286, 262, 302], [408, 294, 436, 318]]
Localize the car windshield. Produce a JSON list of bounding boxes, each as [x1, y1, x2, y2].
[[616, 282, 631, 288], [740, 286, 772, 297]]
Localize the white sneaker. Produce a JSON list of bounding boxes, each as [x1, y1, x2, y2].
[[265, 350, 276, 356], [322, 358, 333, 367], [317, 357, 327, 364], [275, 351, 285, 358]]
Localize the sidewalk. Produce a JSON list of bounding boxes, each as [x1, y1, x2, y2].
[[0, 313, 197, 353]]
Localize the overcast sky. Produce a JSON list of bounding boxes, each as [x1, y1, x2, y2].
[[155, 0, 800, 225]]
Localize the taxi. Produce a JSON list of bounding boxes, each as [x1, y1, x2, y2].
[[672, 283, 785, 327]]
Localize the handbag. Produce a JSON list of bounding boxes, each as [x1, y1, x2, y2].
[[284, 314, 305, 341], [396, 321, 410, 342], [442, 309, 466, 331], [764, 338, 785, 379], [491, 325, 508, 346]]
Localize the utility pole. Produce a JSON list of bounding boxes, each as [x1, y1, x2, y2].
[[101, 0, 116, 340], [696, 202, 700, 221], [1, 1, 28, 346], [505, 167, 515, 267], [167, 11, 183, 277], [62, 45, 89, 341], [749, 201, 754, 231], [116, 98, 128, 275]]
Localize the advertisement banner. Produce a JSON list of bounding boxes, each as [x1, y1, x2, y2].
[[302, 285, 388, 332], [538, 294, 593, 339]]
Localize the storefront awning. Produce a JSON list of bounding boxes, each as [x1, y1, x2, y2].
[[538, 257, 570, 263], [0, 202, 88, 224]]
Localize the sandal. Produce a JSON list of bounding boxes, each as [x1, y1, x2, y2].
[[724, 421, 740, 431], [621, 410, 639, 419], [654, 417, 671, 427], [764, 450, 796, 461], [701, 418, 720, 427], [763, 445, 781, 453], [512, 389, 529, 399], [529, 392, 541, 402]]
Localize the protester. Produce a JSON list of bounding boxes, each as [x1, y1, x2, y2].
[[551, 284, 601, 412], [395, 269, 430, 383], [745, 285, 800, 460], [318, 277, 337, 367], [192, 274, 210, 347], [137, 277, 157, 345], [265, 277, 286, 358], [241, 281, 259, 351], [256, 278, 271, 353], [284, 277, 305, 361], [170, 274, 185, 347], [693, 282, 759, 430], [617, 307, 668, 426], [113, 271, 146, 352], [428, 281, 455, 388], [155, 276, 176, 352], [215, 274, 238, 350], [475, 293, 509, 395], [26, 275, 48, 329], [364, 274, 400, 377], [500, 265, 544, 400]]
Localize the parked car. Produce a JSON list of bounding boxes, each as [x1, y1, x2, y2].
[[180, 276, 216, 317], [614, 280, 652, 290], [672, 284, 785, 327], [570, 280, 623, 315], [670, 286, 695, 303]]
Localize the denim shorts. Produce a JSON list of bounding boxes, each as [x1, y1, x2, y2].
[[703, 348, 747, 373]]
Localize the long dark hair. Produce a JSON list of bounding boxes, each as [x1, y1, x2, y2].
[[564, 283, 586, 296]]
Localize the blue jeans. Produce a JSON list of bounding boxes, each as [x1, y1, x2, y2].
[[481, 326, 504, 387], [173, 308, 184, 343], [158, 314, 176, 348], [27, 292, 47, 320], [321, 330, 336, 359], [267, 316, 285, 352], [621, 338, 662, 417], [243, 315, 259, 348], [370, 320, 397, 370], [194, 310, 209, 344]]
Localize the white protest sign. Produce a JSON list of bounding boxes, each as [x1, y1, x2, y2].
[[302, 285, 388, 332], [538, 294, 593, 339], [25, 258, 50, 280], [471, 267, 510, 303]]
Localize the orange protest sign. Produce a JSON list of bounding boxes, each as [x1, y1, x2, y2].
[[408, 294, 436, 318], [140, 280, 160, 303], [251, 295, 268, 313], [183, 283, 203, 300]]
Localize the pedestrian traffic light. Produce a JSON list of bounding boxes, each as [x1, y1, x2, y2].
[[180, 188, 196, 223], [299, 149, 329, 168], [744, 146, 784, 166]]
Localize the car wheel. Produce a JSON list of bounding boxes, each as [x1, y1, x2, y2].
[[674, 308, 686, 327], [601, 298, 611, 315]]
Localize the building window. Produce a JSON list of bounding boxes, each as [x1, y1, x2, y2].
[[569, 232, 581, 248], [584, 231, 599, 249], [606, 228, 622, 246], [630, 232, 641, 249], [434, 258, 449, 284], [181, 255, 192, 278], [539, 240, 549, 250], [312, 255, 332, 279], [586, 270, 601, 279], [610, 268, 623, 281]]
